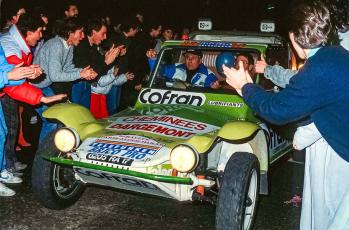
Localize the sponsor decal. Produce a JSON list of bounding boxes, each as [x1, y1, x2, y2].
[[76, 168, 159, 190], [266, 127, 287, 153], [139, 88, 206, 106], [107, 115, 219, 139], [85, 136, 163, 160], [208, 101, 244, 108], [146, 165, 172, 176]]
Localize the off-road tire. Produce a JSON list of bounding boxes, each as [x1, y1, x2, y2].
[[216, 152, 260, 230], [32, 129, 85, 210]]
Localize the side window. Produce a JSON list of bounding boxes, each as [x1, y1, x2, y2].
[[259, 45, 290, 90]]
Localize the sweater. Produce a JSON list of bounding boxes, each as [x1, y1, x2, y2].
[[242, 46, 349, 162], [91, 67, 127, 95], [33, 36, 82, 89]]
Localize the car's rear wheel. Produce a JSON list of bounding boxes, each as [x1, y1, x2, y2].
[[32, 129, 85, 210], [216, 152, 260, 230]]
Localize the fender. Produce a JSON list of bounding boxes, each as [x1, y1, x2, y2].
[[42, 102, 104, 140], [217, 121, 260, 141], [184, 135, 216, 154], [217, 121, 269, 194]]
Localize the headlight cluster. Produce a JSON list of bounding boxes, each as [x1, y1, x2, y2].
[[170, 144, 199, 172], [54, 128, 80, 152]]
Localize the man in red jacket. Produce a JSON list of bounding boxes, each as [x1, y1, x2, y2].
[[0, 13, 65, 177]]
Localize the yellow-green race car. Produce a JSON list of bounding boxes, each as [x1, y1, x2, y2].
[[32, 27, 297, 230]]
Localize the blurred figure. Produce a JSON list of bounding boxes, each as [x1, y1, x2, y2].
[[52, 0, 79, 37], [109, 18, 139, 111], [154, 25, 174, 53], [1, 0, 26, 32]]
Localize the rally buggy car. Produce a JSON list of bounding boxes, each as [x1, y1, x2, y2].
[[32, 23, 298, 230]]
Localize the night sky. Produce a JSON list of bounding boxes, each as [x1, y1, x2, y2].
[[1, 0, 293, 35]]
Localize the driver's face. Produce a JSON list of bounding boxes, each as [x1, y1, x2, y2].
[[185, 54, 201, 70], [235, 55, 250, 71]]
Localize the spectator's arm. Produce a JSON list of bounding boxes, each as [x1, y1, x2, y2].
[[264, 65, 297, 88]]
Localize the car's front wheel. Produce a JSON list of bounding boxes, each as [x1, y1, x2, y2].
[[32, 129, 85, 210], [216, 152, 260, 230]]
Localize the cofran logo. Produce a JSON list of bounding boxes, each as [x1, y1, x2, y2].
[[139, 89, 206, 106]]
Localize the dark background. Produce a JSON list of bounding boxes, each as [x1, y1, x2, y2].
[[1, 0, 294, 36]]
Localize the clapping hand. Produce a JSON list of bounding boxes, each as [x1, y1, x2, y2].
[[125, 72, 134, 81], [80, 66, 97, 80], [105, 44, 120, 65]]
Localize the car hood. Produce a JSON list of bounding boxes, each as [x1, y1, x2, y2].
[[89, 104, 228, 146]]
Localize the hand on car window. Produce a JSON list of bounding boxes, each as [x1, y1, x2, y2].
[[146, 49, 157, 59], [255, 54, 268, 74]]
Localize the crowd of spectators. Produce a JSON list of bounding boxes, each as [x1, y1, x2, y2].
[[0, 0, 183, 196]]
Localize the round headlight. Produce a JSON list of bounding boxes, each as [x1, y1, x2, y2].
[[54, 128, 80, 152], [170, 145, 199, 173]]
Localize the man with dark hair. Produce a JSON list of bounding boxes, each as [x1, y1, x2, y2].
[[33, 17, 97, 141], [51, 0, 79, 38], [1, 0, 26, 32], [0, 13, 66, 179], [224, 2, 349, 228], [34, 18, 96, 97], [154, 25, 174, 53], [72, 18, 120, 109], [63, 1, 79, 19], [104, 18, 138, 113]]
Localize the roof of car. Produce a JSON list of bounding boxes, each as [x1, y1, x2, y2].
[[189, 30, 285, 45]]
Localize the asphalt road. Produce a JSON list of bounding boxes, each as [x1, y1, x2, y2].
[[0, 157, 304, 230]]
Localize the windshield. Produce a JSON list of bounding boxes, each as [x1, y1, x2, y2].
[[149, 47, 260, 94]]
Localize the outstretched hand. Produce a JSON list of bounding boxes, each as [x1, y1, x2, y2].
[[40, 94, 67, 104], [223, 61, 253, 96]]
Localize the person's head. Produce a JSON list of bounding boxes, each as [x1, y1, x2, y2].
[[58, 18, 84, 46], [235, 53, 254, 72], [17, 13, 45, 46], [120, 19, 139, 37], [289, 1, 331, 59], [85, 18, 107, 45], [32, 6, 49, 26], [162, 26, 174, 40], [184, 50, 202, 71], [147, 23, 162, 38], [64, 1, 79, 18], [135, 13, 144, 24], [2, 0, 26, 27]]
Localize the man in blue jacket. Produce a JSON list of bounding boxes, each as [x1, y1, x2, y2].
[[224, 2, 349, 229]]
